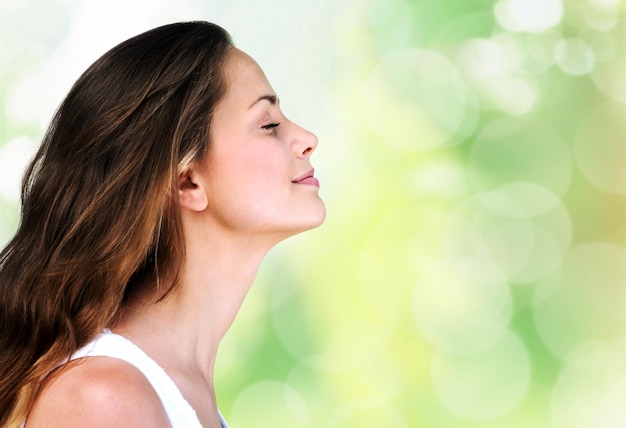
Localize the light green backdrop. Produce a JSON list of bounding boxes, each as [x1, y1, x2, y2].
[[2, 0, 626, 426]]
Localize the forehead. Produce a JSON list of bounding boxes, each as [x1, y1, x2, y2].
[[221, 48, 274, 105]]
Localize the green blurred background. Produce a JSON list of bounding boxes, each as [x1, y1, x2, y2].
[[3, 0, 626, 426]]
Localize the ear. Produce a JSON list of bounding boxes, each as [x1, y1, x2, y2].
[[178, 166, 208, 212]]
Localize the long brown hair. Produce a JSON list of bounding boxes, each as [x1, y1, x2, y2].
[[0, 21, 233, 426]]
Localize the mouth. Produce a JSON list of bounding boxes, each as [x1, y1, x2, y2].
[[292, 168, 320, 188]]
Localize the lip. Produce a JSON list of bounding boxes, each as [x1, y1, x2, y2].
[[292, 168, 320, 188]]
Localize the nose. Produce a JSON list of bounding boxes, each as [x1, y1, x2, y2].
[[291, 122, 318, 158]]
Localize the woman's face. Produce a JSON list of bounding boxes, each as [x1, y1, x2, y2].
[[199, 48, 326, 239]]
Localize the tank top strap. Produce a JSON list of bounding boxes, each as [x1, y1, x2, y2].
[[70, 330, 214, 428]]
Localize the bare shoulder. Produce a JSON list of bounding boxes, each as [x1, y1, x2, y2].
[[27, 356, 170, 428]]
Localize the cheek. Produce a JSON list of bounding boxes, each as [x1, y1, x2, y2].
[[205, 144, 292, 214], [228, 144, 289, 185]]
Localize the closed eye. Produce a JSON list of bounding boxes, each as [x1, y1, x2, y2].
[[261, 122, 280, 131]]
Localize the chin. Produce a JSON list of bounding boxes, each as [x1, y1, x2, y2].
[[304, 198, 327, 229], [276, 200, 327, 240]]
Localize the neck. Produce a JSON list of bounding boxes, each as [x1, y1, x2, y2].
[[113, 227, 276, 383]]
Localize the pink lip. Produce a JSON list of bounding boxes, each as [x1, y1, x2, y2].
[[292, 169, 320, 188]]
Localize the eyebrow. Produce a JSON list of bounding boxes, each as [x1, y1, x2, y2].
[[248, 94, 279, 109]]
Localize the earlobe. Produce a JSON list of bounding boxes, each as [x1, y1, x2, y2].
[[178, 168, 208, 212]]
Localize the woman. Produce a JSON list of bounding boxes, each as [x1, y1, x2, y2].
[[0, 21, 325, 427]]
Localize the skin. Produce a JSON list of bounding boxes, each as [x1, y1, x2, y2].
[[26, 48, 325, 427]]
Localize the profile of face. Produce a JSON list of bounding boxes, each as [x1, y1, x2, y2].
[[187, 48, 326, 241]]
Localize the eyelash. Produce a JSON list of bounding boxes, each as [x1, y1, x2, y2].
[[261, 122, 280, 131]]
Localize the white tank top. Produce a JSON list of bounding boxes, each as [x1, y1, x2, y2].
[[23, 330, 229, 428]]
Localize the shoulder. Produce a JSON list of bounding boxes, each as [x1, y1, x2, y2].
[[26, 356, 170, 428]]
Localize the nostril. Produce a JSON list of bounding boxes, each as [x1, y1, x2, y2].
[[303, 147, 313, 156]]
